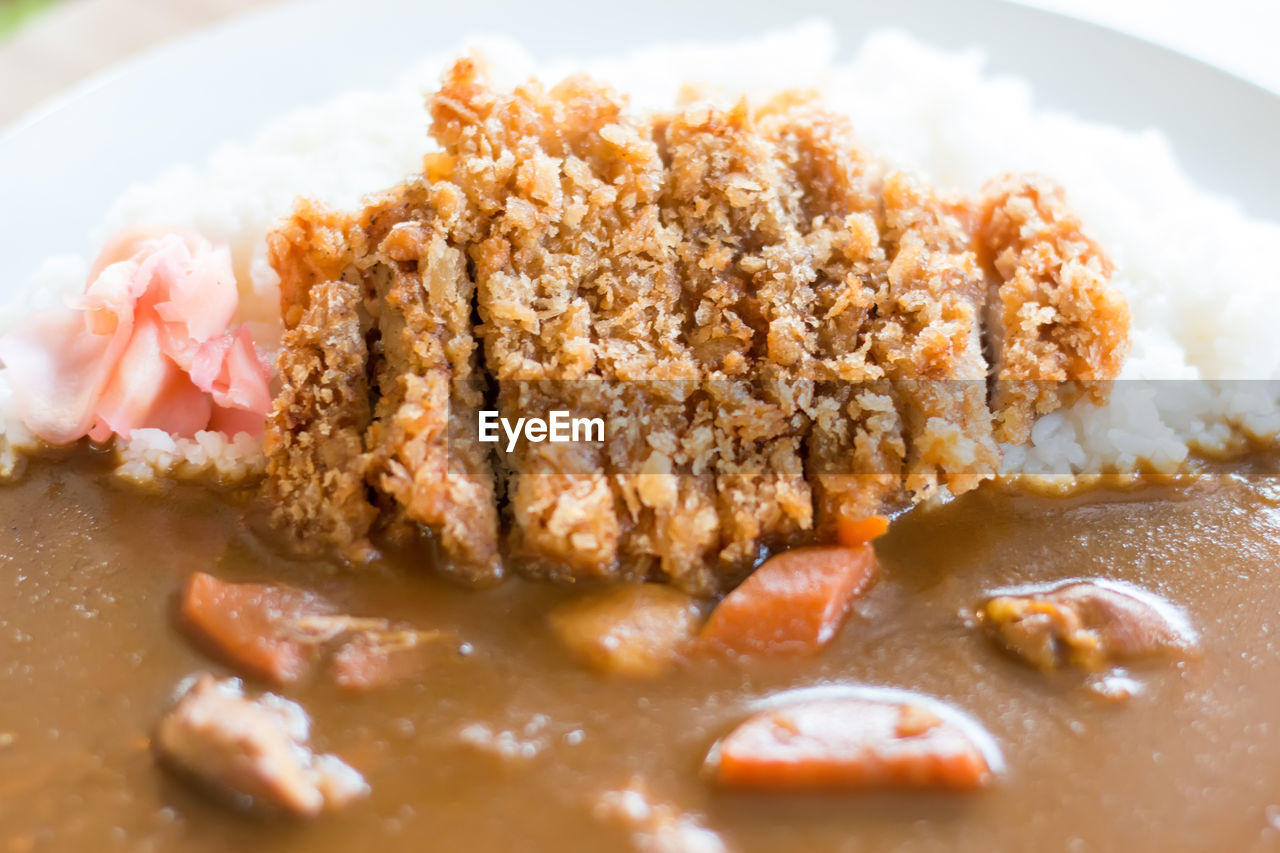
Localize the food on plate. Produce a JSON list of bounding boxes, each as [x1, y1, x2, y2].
[[179, 572, 447, 688], [594, 781, 728, 852], [268, 188, 503, 582], [0, 234, 270, 446], [260, 278, 382, 564], [328, 626, 444, 692], [4, 20, 1280, 851], [833, 513, 890, 547], [258, 61, 1125, 593], [178, 572, 336, 684]]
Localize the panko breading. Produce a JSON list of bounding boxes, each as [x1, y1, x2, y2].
[[430, 61, 631, 582], [261, 279, 378, 562], [267, 199, 356, 332], [356, 182, 503, 586], [263, 183, 504, 586], [260, 62, 1130, 593], [660, 100, 815, 574], [977, 174, 1130, 444], [876, 171, 999, 502]]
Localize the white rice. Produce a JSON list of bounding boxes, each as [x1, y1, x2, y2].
[[2, 22, 1278, 483]]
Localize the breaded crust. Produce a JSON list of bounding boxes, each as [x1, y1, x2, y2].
[[660, 100, 815, 573], [876, 171, 1000, 502], [261, 279, 378, 562], [430, 60, 626, 580], [759, 102, 901, 536], [976, 174, 1130, 444], [267, 199, 356, 331], [358, 184, 503, 586], [259, 65, 1131, 594]]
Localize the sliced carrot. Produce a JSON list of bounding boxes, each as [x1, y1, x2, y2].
[[835, 514, 890, 548], [178, 572, 332, 684], [699, 545, 877, 657], [710, 695, 997, 791]]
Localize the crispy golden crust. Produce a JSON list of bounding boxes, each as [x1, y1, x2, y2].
[[759, 103, 999, 530], [260, 65, 1130, 593], [430, 60, 626, 579], [660, 101, 815, 571], [268, 200, 356, 331], [265, 183, 503, 584], [431, 60, 729, 589], [359, 187, 503, 586], [877, 172, 1000, 503], [760, 103, 899, 536], [977, 174, 1130, 443], [261, 280, 378, 562]]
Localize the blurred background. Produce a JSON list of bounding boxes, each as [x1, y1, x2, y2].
[[0, 0, 1277, 130]]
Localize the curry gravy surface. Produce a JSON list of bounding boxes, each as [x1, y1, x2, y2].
[[3, 451, 1280, 851]]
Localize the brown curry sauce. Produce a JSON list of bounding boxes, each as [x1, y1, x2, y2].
[[3, 450, 1280, 850]]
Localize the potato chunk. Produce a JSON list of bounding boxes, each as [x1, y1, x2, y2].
[[549, 585, 702, 678]]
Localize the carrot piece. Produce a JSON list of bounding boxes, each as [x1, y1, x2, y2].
[[710, 695, 998, 791], [699, 546, 877, 657], [178, 572, 331, 684], [835, 515, 890, 547]]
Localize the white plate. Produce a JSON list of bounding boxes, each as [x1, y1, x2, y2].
[[2, 0, 1278, 297]]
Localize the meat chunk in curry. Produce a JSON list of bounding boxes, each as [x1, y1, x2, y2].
[[153, 674, 368, 817], [977, 579, 1198, 671]]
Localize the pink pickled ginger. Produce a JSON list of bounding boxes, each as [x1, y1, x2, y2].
[[0, 233, 271, 445]]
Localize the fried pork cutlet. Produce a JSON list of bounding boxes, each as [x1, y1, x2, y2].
[[260, 63, 1131, 593], [751, 100, 998, 536], [660, 100, 816, 574], [429, 61, 624, 581], [875, 171, 1000, 502], [431, 60, 728, 589], [261, 279, 378, 562], [976, 174, 1130, 444], [759, 101, 903, 536], [355, 182, 504, 586], [264, 186, 503, 585]]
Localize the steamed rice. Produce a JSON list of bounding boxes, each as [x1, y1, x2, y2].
[[2, 22, 1278, 483]]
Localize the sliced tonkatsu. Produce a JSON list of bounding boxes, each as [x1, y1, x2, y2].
[[260, 65, 1130, 592]]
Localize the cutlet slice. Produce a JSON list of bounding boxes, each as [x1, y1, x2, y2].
[[429, 60, 629, 580], [759, 101, 906, 537], [976, 174, 1130, 443], [875, 171, 1000, 502], [265, 185, 503, 582], [355, 181, 504, 586], [559, 104, 720, 592], [660, 101, 815, 572], [261, 279, 378, 562], [763, 102, 999, 522]]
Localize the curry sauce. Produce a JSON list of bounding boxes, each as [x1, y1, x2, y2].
[[3, 451, 1280, 849]]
